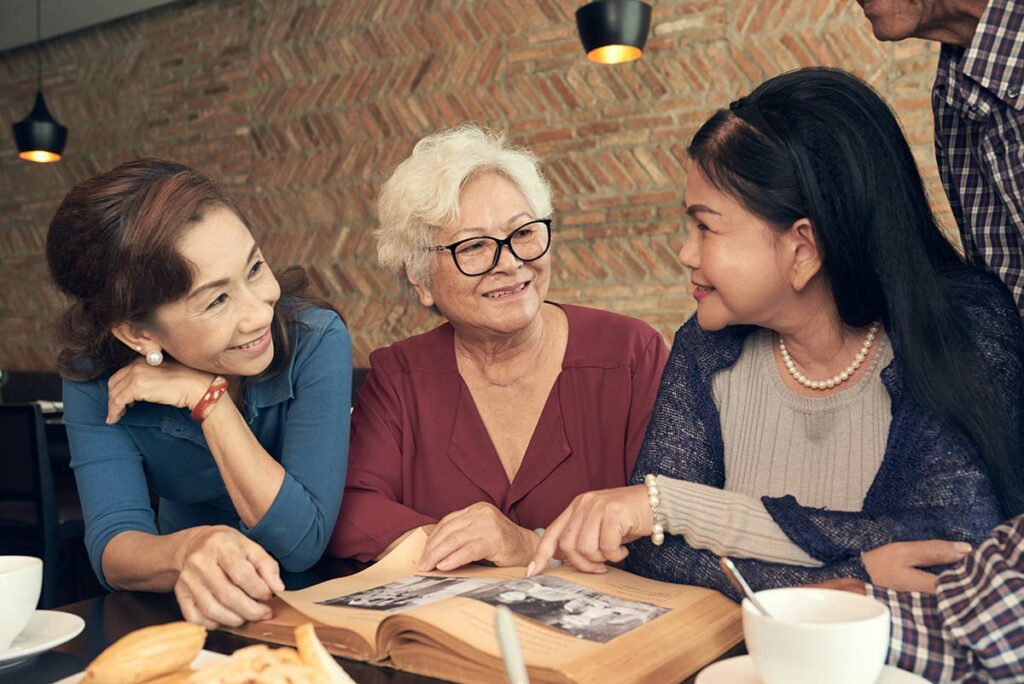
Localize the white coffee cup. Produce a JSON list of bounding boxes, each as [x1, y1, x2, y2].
[[743, 587, 890, 684], [0, 556, 42, 652]]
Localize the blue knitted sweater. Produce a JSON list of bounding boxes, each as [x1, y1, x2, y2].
[[625, 288, 1022, 600]]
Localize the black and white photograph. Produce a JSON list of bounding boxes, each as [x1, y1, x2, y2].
[[318, 575, 496, 613], [465, 576, 668, 643]]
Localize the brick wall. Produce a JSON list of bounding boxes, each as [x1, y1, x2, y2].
[[0, 0, 952, 371]]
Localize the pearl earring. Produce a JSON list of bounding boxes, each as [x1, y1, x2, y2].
[[146, 349, 164, 366], [134, 345, 142, 352]]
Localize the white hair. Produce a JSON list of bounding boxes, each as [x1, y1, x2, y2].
[[375, 125, 553, 288]]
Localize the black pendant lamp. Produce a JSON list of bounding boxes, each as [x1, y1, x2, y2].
[[575, 0, 652, 65], [12, 0, 67, 163]]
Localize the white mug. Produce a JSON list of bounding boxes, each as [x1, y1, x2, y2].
[[743, 587, 890, 684], [0, 556, 42, 652]]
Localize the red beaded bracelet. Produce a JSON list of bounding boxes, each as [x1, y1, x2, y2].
[[190, 376, 229, 422]]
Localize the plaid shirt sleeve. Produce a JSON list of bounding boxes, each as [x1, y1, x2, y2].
[[933, 0, 1024, 315], [869, 514, 1024, 683]]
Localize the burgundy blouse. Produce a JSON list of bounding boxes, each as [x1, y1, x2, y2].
[[329, 304, 669, 561]]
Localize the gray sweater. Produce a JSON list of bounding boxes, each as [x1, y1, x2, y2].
[[656, 328, 893, 566]]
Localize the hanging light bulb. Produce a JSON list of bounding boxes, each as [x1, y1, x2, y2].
[[11, 0, 68, 163], [575, 0, 653, 65], [13, 91, 67, 163]]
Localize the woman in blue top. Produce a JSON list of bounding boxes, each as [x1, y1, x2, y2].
[[529, 68, 1024, 596], [46, 159, 352, 628]]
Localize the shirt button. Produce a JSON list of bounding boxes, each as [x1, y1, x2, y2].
[[992, 142, 1006, 156], [1008, 85, 1020, 99]]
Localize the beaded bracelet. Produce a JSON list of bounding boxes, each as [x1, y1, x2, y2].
[[644, 474, 665, 546], [190, 375, 229, 422]]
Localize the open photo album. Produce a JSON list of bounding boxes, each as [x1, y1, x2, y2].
[[227, 530, 742, 683]]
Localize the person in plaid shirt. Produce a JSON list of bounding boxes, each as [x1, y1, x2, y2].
[[822, 515, 1024, 682], [855, 0, 1024, 316], [843, 4, 1024, 679]]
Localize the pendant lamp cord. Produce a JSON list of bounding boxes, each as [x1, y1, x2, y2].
[[35, 0, 42, 91]]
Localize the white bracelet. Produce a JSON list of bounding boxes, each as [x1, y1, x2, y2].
[[644, 474, 665, 546]]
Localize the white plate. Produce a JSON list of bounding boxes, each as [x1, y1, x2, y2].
[[0, 610, 85, 670], [696, 655, 929, 683], [54, 649, 228, 683]]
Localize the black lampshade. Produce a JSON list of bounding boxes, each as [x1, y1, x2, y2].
[[575, 0, 652, 64], [12, 90, 67, 163]]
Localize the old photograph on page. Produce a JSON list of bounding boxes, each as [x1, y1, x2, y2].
[[317, 575, 496, 612], [465, 575, 668, 643]]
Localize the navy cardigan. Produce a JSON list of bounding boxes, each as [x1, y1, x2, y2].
[[626, 281, 1022, 600]]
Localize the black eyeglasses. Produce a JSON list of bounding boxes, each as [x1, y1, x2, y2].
[[427, 218, 552, 277]]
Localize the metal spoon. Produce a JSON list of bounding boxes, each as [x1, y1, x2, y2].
[[720, 556, 773, 618]]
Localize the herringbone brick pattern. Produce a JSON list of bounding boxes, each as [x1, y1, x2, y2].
[[0, 0, 951, 370]]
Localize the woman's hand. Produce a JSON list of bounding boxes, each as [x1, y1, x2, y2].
[[528, 485, 651, 576], [173, 526, 285, 629], [106, 358, 214, 424], [417, 503, 538, 572], [861, 539, 971, 593]]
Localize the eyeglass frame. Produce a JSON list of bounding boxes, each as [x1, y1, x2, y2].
[[426, 218, 552, 277]]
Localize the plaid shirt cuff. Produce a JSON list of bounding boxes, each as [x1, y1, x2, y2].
[[867, 583, 959, 682]]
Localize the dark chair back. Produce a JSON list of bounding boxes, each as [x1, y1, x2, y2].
[[0, 404, 59, 607], [2, 371, 63, 403]]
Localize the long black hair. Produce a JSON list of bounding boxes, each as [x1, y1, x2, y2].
[[687, 67, 1024, 516]]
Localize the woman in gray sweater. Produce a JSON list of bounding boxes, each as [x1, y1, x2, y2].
[[529, 68, 1024, 598]]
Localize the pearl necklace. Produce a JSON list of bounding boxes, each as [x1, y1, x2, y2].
[[779, 322, 879, 391]]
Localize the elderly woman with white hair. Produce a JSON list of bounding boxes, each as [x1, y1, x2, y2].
[[328, 126, 668, 571]]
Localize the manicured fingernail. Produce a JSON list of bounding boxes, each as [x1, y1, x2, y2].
[[954, 542, 972, 554], [526, 562, 535, 577]]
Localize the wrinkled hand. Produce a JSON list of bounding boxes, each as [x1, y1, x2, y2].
[[862, 539, 971, 593], [528, 485, 650, 576], [106, 358, 214, 424], [174, 526, 284, 629], [417, 503, 538, 572]]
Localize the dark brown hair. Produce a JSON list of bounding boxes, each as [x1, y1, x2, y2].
[[47, 158, 335, 382]]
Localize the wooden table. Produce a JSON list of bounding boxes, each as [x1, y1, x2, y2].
[[1, 556, 740, 683], [0, 591, 449, 684]]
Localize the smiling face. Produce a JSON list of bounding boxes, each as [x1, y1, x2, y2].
[[413, 171, 550, 338], [678, 167, 797, 331], [147, 205, 281, 378]]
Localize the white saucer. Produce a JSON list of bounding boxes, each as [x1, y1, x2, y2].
[[0, 610, 85, 670], [696, 655, 929, 683], [55, 649, 227, 683]]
